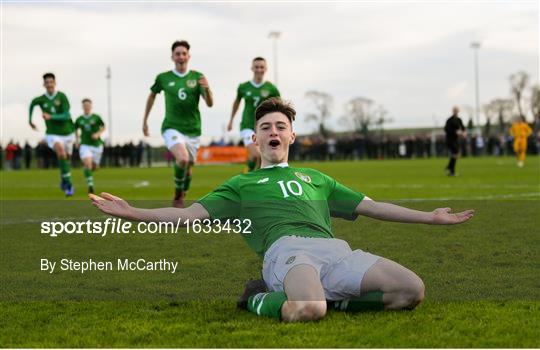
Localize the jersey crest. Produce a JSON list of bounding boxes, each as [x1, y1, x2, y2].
[[295, 172, 312, 183], [261, 90, 270, 98], [186, 79, 197, 88]]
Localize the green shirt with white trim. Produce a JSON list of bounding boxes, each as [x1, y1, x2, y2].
[[236, 81, 280, 131], [29, 91, 74, 135], [151, 70, 205, 136], [75, 114, 105, 146], [198, 164, 365, 257]]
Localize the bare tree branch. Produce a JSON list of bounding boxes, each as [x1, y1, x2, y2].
[[305, 90, 334, 135], [509, 71, 530, 118]]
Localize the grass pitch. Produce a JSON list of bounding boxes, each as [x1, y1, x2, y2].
[[1, 156, 539, 347]]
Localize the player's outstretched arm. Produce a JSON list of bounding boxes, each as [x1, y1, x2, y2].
[[227, 98, 241, 131], [28, 100, 39, 130], [355, 197, 474, 225], [142, 92, 156, 136], [89, 193, 210, 223]]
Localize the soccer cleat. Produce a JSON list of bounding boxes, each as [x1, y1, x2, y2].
[[64, 184, 75, 197], [172, 189, 185, 208], [88, 186, 94, 194], [237, 279, 268, 310], [445, 168, 455, 177]]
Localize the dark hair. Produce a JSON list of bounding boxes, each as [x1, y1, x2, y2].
[[253, 57, 266, 62], [82, 98, 92, 104], [43, 72, 55, 81], [255, 97, 296, 125], [171, 40, 190, 52]]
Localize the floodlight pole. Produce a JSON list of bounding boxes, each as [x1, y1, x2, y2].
[[470, 42, 481, 130], [106, 66, 113, 146], [268, 31, 281, 85]]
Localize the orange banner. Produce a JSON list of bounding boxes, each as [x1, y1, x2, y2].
[[196, 146, 248, 164]]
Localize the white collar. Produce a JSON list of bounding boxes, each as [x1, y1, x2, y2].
[[262, 162, 289, 169], [250, 80, 265, 88], [172, 69, 190, 78], [45, 92, 57, 99], [83, 114, 92, 118]]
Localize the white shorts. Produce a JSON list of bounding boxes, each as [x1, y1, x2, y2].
[[79, 144, 104, 165], [240, 128, 255, 147], [162, 129, 200, 162], [45, 133, 75, 155], [262, 236, 380, 301]]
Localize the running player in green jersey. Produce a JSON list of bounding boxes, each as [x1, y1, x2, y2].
[[74, 98, 105, 194], [29, 73, 75, 196], [227, 57, 280, 172], [91, 98, 474, 322], [142, 40, 214, 207]]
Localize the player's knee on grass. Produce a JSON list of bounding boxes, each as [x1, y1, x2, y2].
[[394, 277, 425, 310], [281, 300, 327, 322], [282, 264, 326, 321]]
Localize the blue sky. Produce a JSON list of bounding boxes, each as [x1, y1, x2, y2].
[[2, 1, 538, 145]]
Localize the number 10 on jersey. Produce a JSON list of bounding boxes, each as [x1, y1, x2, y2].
[[277, 180, 303, 198]]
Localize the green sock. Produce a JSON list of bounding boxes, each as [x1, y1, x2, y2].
[[59, 158, 72, 185], [332, 291, 385, 312], [183, 174, 192, 191], [247, 292, 287, 319], [83, 168, 93, 187], [173, 163, 185, 190], [247, 159, 256, 172]]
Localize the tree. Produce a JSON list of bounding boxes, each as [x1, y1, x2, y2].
[[509, 71, 530, 118], [340, 97, 379, 135], [305, 91, 333, 136], [373, 106, 393, 136]]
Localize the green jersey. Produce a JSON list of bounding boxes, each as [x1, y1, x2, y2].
[[75, 114, 105, 146], [29, 91, 74, 135], [198, 165, 365, 257], [151, 70, 206, 136], [236, 81, 280, 130]]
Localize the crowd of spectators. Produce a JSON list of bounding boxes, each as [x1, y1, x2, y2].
[[288, 131, 540, 162], [2, 129, 539, 170], [0, 140, 154, 170]]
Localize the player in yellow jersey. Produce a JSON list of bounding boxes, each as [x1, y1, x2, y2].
[[510, 116, 532, 167]]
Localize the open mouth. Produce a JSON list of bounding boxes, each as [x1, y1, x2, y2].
[[269, 140, 281, 148]]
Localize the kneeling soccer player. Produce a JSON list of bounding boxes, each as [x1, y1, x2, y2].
[[90, 98, 474, 322]]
